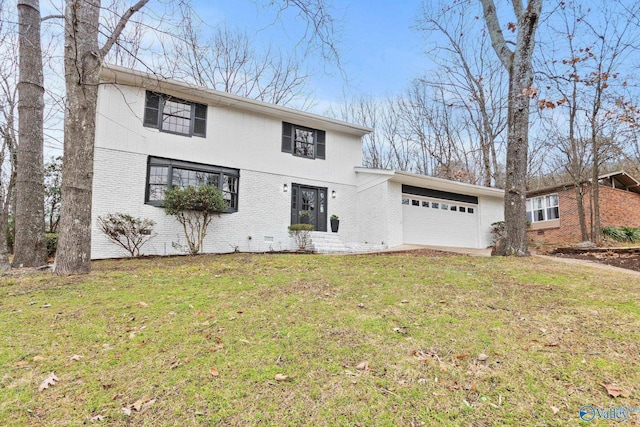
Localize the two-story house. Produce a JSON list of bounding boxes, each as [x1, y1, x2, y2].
[[91, 65, 504, 258]]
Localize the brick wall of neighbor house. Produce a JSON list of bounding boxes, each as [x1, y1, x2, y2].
[[527, 184, 640, 246]]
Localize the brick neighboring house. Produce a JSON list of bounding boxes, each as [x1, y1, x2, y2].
[[526, 171, 640, 245]]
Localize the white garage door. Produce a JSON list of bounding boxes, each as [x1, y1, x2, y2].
[[402, 195, 479, 248]]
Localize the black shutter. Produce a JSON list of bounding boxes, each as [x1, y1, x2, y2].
[[143, 91, 161, 128], [193, 103, 207, 137], [316, 130, 326, 159], [282, 122, 293, 153]]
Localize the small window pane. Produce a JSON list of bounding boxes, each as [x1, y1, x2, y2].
[[422, 201, 429, 208], [459, 207, 466, 213], [450, 206, 457, 211], [547, 207, 559, 220], [294, 127, 315, 158], [162, 98, 192, 135], [148, 166, 168, 201], [412, 199, 419, 206], [402, 198, 410, 205], [432, 202, 439, 209], [468, 207, 474, 213], [441, 204, 449, 210]]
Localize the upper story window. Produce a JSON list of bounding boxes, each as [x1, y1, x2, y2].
[[146, 157, 239, 212], [281, 122, 326, 159], [143, 91, 207, 138], [526, 194, 559, 223]]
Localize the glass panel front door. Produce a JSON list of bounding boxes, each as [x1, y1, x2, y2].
[[291, 184, 327, 231]]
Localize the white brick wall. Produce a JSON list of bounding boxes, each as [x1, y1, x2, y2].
[[478, 196, 504, 248], [91, 148, 362, 258]]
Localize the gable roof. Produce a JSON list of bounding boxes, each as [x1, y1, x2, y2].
[[100, 64, 372, 137], [527, 170, 640, 197]]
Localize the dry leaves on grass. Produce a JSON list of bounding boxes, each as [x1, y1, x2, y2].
[[122, 396, 156, 416], [209, 367, 220, 377], [600, 383, 630, 398], [274, 373, 288, 381], [38, 372, 59, 391]]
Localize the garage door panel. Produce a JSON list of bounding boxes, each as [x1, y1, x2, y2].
[[402, 200, 478, 248]]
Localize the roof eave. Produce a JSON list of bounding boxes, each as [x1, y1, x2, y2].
[[355, 168, 505, 198], [100, 64, 372, 137]]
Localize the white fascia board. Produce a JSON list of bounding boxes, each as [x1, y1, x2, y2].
[[354, 168, 505, 199], [392, 171, 505, 199], [100, 64, 373, 138]]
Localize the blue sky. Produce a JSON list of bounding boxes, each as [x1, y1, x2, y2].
[[191, 0, 432, 105]]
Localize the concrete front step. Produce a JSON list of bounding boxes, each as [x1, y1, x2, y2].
[[309, 232, 387, 254]]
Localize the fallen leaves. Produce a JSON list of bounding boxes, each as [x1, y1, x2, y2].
[[600, 382, 630, 398], [356, 361, 370, 371], [38, 372, 59, 392], [274, 373, 288, 381], [122, 396, 155, 416], [136, 301, 149, 308], [209, 367, 220, 377]]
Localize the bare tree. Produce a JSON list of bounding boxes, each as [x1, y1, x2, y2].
[[13, 0, 46, 267], [480, 0, 542, 256], [417, 2, 507, 187], [159, 5, 312, 107], [54, 0, 149, 275], [0, 0, 17, 271], [537, 0, 640, 242]]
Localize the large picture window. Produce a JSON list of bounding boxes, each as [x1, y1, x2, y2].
[[146, 157, 239, 212], [526, 194, 559, 223], [144, 91, 207, 137], [281, 122, 326, 159]]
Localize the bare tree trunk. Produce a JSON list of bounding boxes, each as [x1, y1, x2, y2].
[[54, 0, 149, 275], [13, 0, 45, 267], [481, 0, 542, 256]]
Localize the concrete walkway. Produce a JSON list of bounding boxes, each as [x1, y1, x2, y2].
[[534, 254, 640, 277], [376, 244, 640, 277]]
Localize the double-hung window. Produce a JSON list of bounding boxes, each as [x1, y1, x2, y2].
[[526, 194, 559, 223], [146, 157, 239, 212], [144, 91, 207, 137], [281, 122, 326, 159]]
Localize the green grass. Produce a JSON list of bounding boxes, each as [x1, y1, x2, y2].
[[1, 253, 639, 426]]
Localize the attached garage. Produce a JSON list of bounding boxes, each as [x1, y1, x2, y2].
[[356, 168, 505, 250], [402, 185, 480, 248]]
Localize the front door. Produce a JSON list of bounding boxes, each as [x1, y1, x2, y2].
[[291, 184, 327, 231]]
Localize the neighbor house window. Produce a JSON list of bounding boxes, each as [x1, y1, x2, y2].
[[526, 194, 559, 223], [144, 91, 207, 137], [146, 157, 239, 212], [281, 122, 326, 159]]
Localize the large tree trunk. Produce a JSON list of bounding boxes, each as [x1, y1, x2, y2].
[[13, 0, 46, 267], [54, 0, 149, 275], [54, 0, 102, 275], [481, 0, 542, 256]]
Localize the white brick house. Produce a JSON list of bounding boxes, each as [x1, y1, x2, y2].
[[91, 65, 504, 258]]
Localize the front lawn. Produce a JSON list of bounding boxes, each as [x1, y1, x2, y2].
[[1, 253, 639, 425]]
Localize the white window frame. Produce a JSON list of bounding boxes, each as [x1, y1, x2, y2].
[[526, 194, 559, 223]]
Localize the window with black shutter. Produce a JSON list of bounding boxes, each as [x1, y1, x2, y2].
[[143, 91, 207, 138], [281, 122, 326, 160]]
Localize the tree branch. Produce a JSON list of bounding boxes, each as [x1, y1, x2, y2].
[[479, 0, 514, 70], [99, 0, 149, 59]]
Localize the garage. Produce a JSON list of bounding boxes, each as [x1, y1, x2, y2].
[[401, 185, 480, 248]]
